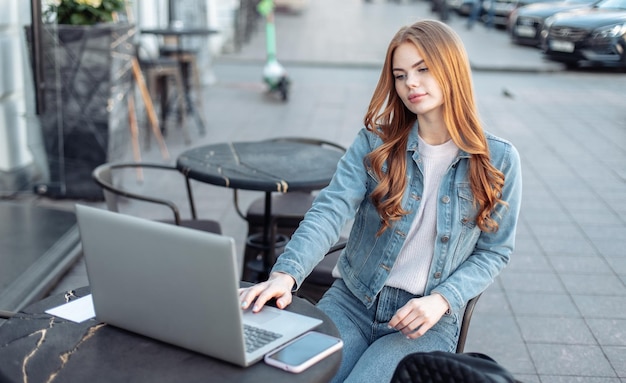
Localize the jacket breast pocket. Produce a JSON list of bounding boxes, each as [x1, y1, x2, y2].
[[457, 185, 477, 229], [452, 185, 481, 264], [345, 169, 382, 258]]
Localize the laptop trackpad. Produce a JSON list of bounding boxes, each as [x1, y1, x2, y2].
[[244, 307, 281, 325]]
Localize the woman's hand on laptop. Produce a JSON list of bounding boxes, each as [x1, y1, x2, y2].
[[240, 272, 296, 313]]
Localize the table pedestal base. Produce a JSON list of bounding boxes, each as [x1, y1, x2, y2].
[[242, 232, 289, 282]]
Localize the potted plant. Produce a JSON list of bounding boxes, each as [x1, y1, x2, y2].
[[44, 0, 127, 26], [29, 0, 136, 199]]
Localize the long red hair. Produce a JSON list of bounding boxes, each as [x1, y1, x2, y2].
[[364, 20, 505, 235]]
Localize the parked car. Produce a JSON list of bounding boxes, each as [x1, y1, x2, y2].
[[509, 0, 597, 46], [542, 0, 626, 68], [516, 0, 566, 10], [487, 0, 519, 27], [494, 0, 586, 28]]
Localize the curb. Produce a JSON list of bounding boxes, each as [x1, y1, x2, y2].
[[216, 56, 566, 74]]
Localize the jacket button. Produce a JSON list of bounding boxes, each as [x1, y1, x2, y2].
[[441, 196, 450, 203], [441, 235, 449, 243], [434, 272, 442, 278]]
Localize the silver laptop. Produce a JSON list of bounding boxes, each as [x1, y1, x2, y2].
[[75, 204, 322, 367]]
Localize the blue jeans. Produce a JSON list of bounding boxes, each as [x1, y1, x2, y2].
[[317, 279, 460, 383]]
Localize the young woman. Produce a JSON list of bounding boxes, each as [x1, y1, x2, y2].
[[240, 19, 522, 382]]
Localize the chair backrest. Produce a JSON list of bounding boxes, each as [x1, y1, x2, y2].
[[93, 164, 120, 213], [266, 136, 347, 153], [92, 162, 185, 225], [390, 350, 518, 383], [456, 293, 482, 354]]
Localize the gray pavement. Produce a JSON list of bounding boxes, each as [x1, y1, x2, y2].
[[222, 0, 565, 72], [29, 0, 626, 382]]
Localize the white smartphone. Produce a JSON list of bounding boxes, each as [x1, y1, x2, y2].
[[264, 331, 343, 373]]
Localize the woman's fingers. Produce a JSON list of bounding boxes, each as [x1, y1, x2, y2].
[[388, 300, 422, 330], [239, 273, 296, 312], [388, 296, 446, 339], [252, 283, 289, 312], [239, 284, 266, 310]]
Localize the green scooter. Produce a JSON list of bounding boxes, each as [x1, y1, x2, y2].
[[257, 0, 290, 101]]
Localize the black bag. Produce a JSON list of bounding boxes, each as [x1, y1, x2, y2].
[[390, 351, 520, 383]]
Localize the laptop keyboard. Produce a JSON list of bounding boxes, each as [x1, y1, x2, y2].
[[244, 324, 282, 353]]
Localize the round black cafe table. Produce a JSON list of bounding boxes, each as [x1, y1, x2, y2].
[[0, 286, 341, 383], [176, 140, 343, 193]]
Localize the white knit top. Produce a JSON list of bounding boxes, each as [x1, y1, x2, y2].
[[385, 135, 459, 295]]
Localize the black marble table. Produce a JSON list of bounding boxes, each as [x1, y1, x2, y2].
[[0, 287, 341, 383]]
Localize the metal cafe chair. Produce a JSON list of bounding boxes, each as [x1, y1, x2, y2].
[[92, 162, 221, 234], [234, 137, 346, 282], [158, 42, 206, 133], [135, 44, 190, 144], [390, 346, 518, 383], [456, 293, 482, 354]]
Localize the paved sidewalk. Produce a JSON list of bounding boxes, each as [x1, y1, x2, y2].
[[221, 0, 565, 72], [29, 0, 625, 382]]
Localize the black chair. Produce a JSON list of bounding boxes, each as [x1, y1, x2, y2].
[[138, 56, 189, 143], [390, 350, 518, 383], [92, 162, 221, 234], [159, 45, 202, 96], [236, 137, 346, 282], [456, 293, 482, 354], [158, 44, 205, 131]]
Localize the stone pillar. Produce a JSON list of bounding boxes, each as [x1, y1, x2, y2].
[[0, 0, 41, 196]]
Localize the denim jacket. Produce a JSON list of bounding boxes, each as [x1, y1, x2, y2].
[[271, 123, 522, 315]]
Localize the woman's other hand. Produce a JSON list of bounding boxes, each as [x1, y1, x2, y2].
[[239, 272, 296, 313], [388, 293, 450, 339]]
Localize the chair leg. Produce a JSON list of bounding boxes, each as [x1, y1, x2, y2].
[[158, 75, 168, 135], [172, 70, 191, 145], [181, 56, 207, 135], [190, 56, 206, 118]]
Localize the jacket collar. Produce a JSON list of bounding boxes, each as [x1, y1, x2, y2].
[[407, 121, 471, 159]]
